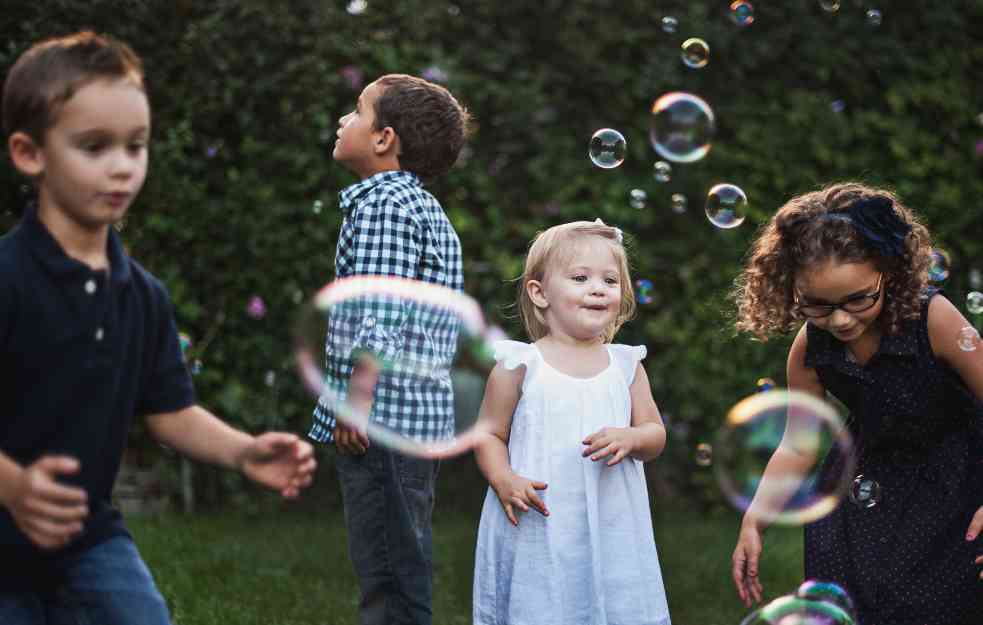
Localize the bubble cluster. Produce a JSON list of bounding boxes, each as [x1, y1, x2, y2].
[[661, 16, 678, 33], [650, 92, 716, 163], [588, 128, 627, 169], [695, 443, 713, 467], [730, 1, 755, 26], [848, 474, 881, 508], [653, 161, 672, 183], [671, 193, 688, 214], [927, 249, 950, 282], [967, 291, 983, 315], [705, 183, 748, 229], [635, 278, 654, 304], [866, 8, 882, 26], [957, 326, 980, 352], [714, 390, 855, 525], [681, 38, 710, 69], [247, 295, 267, 320], [294, 276, 500, 458], [629, 189, 648, 210], [312, 200, 323, 215]]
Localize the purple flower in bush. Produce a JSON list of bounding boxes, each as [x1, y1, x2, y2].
[[246, 295, 267, 319], [340, 65, 364, 91]]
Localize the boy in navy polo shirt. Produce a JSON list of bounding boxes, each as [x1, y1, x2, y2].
[[309, 75, 470, 624], [0, 32, 317, 624]]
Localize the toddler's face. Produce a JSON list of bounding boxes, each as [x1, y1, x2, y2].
[[795, 260, 884, 343], [535, 237, 623, 342], [30, 77, 149, 231]]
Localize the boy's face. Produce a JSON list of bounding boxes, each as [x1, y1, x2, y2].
[[333, 81, 387, 176], [25, 78, 150, 231]]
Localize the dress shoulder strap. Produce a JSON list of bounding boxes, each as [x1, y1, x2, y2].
[[607, 344, 648, 386]]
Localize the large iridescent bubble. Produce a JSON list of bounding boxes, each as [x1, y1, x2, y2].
[[705, 183, 748, 229], [714, 389, 855, 525], [294, 276, 499, 458], [740, 593, 857, 625], [588, 128, 627, 169], [649, 92, 716, 163]]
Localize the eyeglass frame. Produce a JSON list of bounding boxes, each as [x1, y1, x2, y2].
[[794, 273, 883, 318]]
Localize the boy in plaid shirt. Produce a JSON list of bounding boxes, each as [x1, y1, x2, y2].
[[310, 74, 470, 625]]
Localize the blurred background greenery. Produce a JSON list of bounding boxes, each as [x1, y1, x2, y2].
[[1, 1, 981, 619]]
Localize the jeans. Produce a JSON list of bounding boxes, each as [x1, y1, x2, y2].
[[335, 444, 440, 625], [0, 535, 171, 625]]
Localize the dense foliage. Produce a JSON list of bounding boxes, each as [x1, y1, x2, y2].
[[2, 0, 981, 505]]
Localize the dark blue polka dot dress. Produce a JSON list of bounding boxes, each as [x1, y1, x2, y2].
[[803, 291, 983, 625]]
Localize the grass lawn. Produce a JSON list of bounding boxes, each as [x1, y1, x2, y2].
[[130, 495, 803, 625]]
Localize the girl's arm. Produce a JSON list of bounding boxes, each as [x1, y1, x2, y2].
[[581, 364, 666, 465], [927, 295, 983, 400], [473, 363, 548, 525]]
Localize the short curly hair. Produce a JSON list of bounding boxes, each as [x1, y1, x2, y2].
[[372, 74, 471, 181], [733, 182, 934, 340]]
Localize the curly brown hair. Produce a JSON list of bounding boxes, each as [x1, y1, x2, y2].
[[372, 74, 471, 181], [733, 182, 934, 340]]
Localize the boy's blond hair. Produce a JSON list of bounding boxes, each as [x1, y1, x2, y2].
[[518, 220, 636, 343]]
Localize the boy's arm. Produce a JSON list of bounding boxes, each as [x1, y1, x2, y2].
[[145, 406, 316, 498]]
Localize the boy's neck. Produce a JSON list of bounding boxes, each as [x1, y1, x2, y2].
[[350, 160, 402, 181], [36, 202, 111, 271]]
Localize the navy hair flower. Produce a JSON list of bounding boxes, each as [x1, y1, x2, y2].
[[843, 196, 911, 258]]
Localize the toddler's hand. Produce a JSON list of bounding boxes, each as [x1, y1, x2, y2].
[[4, 456, 89, 550], [582, 427, 638, 466], [492, 472, 548, 527]]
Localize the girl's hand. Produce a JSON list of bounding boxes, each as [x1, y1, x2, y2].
[[492, 472, 548, 526], [732, 518, 765, 607], [966, 504, 983, 580], [582, 427, 639, 466]]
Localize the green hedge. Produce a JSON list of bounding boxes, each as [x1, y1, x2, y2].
[[2, 0, 981, 506]]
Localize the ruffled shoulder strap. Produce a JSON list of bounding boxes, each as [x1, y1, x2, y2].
[[492, 340, 539, 372], [608, 344, 647, 386]]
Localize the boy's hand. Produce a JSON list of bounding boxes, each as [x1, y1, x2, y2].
[[492, 471, 548, 526], [240, 433, 317, 498], [5, 456, 88, 550], [582, 427, 639, 466], [334, 420, 369, 455]]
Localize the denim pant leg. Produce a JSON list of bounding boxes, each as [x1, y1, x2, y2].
[[0, 536, 170, 625], [336, 445, 440, 625]]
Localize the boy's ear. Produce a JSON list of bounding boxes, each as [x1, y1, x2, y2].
[[8, 131, 45, 178], [373, 126, 400, 156], [526, 280, 549, 309]]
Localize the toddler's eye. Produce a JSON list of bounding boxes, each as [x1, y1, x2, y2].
[[572, 275, 587, 282], [605, 277, 618, 285]]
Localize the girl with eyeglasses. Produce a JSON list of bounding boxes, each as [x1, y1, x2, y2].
[[729, 182, 983, 624]]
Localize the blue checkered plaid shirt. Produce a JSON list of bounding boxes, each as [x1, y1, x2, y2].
[[309, 171, 464, 443]]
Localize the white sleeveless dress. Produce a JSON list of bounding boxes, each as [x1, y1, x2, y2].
[[473, 340, 671, 625]]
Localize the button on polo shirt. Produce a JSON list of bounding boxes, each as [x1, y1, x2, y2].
[[0, 206, 195, 573]]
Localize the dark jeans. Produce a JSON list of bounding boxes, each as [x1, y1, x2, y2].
[[0, 535, 171, 625], [335, 444, 440, 625]]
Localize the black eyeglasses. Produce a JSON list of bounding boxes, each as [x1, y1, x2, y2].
[[794, 274, 883, 318]]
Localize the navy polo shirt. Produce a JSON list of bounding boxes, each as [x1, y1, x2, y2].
[[0, 206, 195, 572]]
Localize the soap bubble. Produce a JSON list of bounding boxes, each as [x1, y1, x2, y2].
[[714, 389, 855, 525], [696, 443, 713, 467], [681, 38, 710, 69], [705, 183, 748, 229], [346, 0, 367, 15], [635, 278, 654, 304], [671, 193, 688, 214], [756, 377, 776, 393], [966, 291, 983, 315], [957, 326, 980, 352], [653, 161, 672, 183], [927, 249, 950, 282], [588, 128, 627, 169], [848, 474, 881, 508], [629, 189, 648, 210], [796, 580, 857, 617], [730, 1, 755, 26], [661, 16, 678, 33], [294, 276, 500, 458], [650, 92, 716, 163], [819, 0, 840, 12], [866, 8, 882, 26], [312, 200, 323, 215], [740, 593, 857, 625]]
